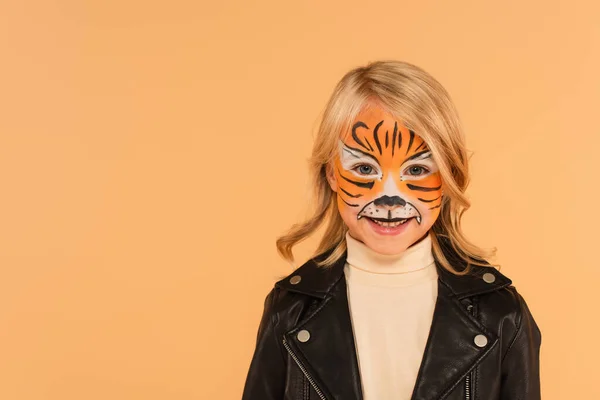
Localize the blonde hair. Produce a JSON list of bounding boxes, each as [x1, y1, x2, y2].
[[276, 60, 498, 275]]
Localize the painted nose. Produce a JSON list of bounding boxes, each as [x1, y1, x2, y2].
[[373, 195, 406, 207]]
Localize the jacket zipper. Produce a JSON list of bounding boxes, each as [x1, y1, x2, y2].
[[465, 304, 475, 400], [465, 372, 472, 400], [282, 337, 327, 400]]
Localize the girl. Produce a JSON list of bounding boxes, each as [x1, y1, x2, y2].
[[241, 60, 541, 400]]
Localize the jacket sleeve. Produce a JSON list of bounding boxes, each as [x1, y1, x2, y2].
[[499, 290, 542, 400], [241, 287, 287, 400]]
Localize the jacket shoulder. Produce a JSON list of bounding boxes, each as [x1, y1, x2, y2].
[[467, 264, 521, 313], [273, 252, 345, 299], [472, 270, 541, 357]]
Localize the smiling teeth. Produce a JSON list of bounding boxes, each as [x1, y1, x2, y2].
[[372, 219, 409, 227]]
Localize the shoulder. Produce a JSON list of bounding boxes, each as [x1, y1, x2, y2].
[[463, 264, 523, 312], [252, 251, 347, 330], [261, 259, 323, 307], [467, 265, 541, 352], [273, 249, 347, 300], [439, 261, 531, 326]]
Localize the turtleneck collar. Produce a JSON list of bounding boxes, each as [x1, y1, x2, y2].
[[345, 231, 435, 274]]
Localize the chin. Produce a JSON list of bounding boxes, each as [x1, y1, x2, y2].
[[346, 217, 431, 255]]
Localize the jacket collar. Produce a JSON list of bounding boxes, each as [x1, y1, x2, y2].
[[275, 245, 512, 300]]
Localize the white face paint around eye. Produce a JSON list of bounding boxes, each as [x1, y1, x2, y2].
[[400, 151, 439, 181], [338, 140, 382, 179], [339, 139, 439, 182]]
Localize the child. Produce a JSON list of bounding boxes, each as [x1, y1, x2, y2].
[[242, 60, 541, 400]]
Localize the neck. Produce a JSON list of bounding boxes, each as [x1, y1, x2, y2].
[[345, 231, 435, 274]]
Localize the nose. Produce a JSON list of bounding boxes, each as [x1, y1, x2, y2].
[[373, 195, 406, 208]]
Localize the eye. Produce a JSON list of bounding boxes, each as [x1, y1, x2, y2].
[[353, 164, 375, 175], [406, 165, 430, 176]]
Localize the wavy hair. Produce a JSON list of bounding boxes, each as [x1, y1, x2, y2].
[[275, 60, 498, 275]]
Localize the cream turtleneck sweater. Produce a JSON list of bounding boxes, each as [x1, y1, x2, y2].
[[344, 231, 438, 400]]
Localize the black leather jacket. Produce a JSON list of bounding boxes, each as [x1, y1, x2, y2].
[[242, 245, 542, 400]]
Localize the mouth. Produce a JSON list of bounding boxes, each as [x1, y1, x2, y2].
[[365, 216, 419, 227]]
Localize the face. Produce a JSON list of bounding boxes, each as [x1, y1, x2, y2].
[[326, 105, 443, 255]]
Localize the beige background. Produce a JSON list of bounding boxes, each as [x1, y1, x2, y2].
[[0, 0, 598, 399]]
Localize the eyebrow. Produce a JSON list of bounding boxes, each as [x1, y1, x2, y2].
[[340, 141, 381, 165], [340, 140, 432, 165], [403, 150, 432, 163]]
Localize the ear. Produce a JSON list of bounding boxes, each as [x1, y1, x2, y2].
[[325, 162, 338, 193]]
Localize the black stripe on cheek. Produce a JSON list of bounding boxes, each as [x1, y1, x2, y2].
[[338, 168, 375, 189], [407, 183, 442, 192], [340, 197, 359, 207], [340, 187, 363, 198], [373, 120, 383, 155], [429, 204, 441, 210], [406, 130, 415, 154], [418, 195, 441, 203], [351, 121, 371, 151]]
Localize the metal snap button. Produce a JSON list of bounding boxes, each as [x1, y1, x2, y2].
[[482, 272, 496, 283], [290, 275, 301, 285], [297, 329, 310, 343], [474, 334, 488, 347]]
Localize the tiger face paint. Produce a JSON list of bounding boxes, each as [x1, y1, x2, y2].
[[326, 106, 443, 255]]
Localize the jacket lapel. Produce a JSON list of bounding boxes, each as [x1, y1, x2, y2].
[[409, 259, 512, 399], [276, 244, 513, 400], [409, 280, 499, 400], [282, 273, 362, 400]]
